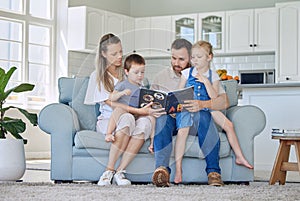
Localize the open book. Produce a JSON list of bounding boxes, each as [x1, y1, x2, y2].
[[138, 86, 194, 114]]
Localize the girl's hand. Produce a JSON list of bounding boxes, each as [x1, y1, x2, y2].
[[195, 73, 208, 83], [139, 102, 166, 117]]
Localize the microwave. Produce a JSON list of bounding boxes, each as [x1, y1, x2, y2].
[[239, 70, 275, 84]]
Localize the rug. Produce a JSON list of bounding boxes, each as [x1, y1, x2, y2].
[[0, 181, 299, 201]]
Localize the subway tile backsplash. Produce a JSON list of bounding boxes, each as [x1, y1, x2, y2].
[[68, 51, 275, 84]]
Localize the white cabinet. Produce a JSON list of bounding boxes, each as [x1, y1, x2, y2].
[[68, 7, 134, 53], [134, 16, 173, 57], [172, 14, 198, 44], [277, 2, 300, 82], [198, 12, 225, 53], [134, 17, 151, 56], [105, 12, 135, 55], [68, 6, 105, 50], [226, 8, 277, 53]]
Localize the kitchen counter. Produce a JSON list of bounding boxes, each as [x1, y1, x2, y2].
[[238, 82, 300, 90]]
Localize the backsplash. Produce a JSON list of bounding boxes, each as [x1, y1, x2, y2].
[[68, 51, 275, 84]]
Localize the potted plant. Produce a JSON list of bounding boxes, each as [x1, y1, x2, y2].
[[0, 66, 38, 181]]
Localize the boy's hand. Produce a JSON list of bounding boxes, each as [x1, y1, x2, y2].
[[122, 89, 131, 96]]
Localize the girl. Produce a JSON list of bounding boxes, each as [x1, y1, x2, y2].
[[174, 40, 253, 184]]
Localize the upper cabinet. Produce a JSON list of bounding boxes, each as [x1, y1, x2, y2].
[[134, 16, 173, 57], [68, 6, 134, 53], [198, 12, 225, 53], [172, 14, 198, 44], [68, 6, 105, 51], [226, 8, 277, 53], [277, 2, 300, 82]]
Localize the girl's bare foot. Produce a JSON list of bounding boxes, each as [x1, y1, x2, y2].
[[174, 168, 182, 184], [236, 157, 253, 169]]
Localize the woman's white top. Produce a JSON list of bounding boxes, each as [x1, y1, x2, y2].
[[84, 71, 119, 119]]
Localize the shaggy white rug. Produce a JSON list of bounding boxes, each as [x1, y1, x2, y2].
[[0, 181, 299, 201]]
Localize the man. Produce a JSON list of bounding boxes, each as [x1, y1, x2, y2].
[[151, 38, 229, 187]]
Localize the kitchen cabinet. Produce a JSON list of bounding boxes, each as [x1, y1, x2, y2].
[[198, 12, 225, 53], [68, 6, 105, 50], [226, 8, 277, 53], [277, 2, 300, 82], [105, 12, 135, 55], [172, 14, 198, 44], [68, 7, 134, 53], [134, 16, 173, 57]]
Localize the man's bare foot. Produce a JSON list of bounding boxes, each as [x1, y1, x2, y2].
[[174, 168, 182, 184], [236, 157, 253, 169], [105, 134, 115, 142]]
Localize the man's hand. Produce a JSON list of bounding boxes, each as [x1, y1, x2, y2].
[[182, 100, 204, 112]]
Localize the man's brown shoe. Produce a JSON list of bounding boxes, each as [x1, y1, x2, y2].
[[208, 172, 224, 186], [152, 166, 170, 187]]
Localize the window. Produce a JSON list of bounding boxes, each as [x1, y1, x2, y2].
[[0, 0, 55, 109]]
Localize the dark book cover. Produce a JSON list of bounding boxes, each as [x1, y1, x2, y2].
[[138, 86, 194, 114]]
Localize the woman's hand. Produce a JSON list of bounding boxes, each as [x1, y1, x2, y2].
[[182, 100, 203, 112], [139, 102, 166, 118]]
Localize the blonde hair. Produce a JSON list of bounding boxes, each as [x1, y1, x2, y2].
[[95, 33, 123, 92], [192, 40, 214, 57]]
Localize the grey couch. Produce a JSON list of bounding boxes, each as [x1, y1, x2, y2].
[[38, 77, 266, 184]]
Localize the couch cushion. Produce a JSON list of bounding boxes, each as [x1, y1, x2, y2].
[[70, 77, 97, 131], [75, 130, 231, 158], [58, 77, 75, 104], [220, 79, 238, 107], [172, 132, 231, 159]]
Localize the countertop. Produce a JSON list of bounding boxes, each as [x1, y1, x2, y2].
[[238, 82, 300, 89]]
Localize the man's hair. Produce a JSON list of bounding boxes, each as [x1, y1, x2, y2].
[[171, 38, 192, 57], [124, 53, 145, 71]]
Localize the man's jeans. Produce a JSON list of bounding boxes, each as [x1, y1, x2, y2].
[[153, 110, 221, 175]]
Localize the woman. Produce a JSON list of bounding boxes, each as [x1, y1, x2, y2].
[[84, 33, 164, 186]]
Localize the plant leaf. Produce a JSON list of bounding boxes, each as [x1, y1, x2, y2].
[[2, 117, 26, 136], [17, 107, 38, 126], [0, 66, 17, 94], [1, 83, 35, 101]]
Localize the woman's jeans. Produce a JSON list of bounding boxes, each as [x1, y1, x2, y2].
[[153, 110, 221, 175]]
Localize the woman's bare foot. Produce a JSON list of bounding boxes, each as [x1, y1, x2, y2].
[[174, 168, 182, 184], [236, 157, 253, 169], [105, 134, 115, 142]]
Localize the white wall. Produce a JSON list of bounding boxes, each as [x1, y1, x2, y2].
[[6, 109, 51, 159]]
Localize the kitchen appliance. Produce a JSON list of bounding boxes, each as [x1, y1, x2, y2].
[[239, 69, 275, 84]]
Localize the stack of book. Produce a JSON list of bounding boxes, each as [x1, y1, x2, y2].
[[272, 128, 300, 137]]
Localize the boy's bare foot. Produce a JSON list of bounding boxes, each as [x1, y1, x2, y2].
[[174, 168, 182, 184], [236, 157, 253, 169], [148, 145, 154, 154], [105, 134, 115, 142]]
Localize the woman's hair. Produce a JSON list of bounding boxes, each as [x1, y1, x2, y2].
[[192, 40, 214, 57], [95, 33, 122, 92], [124, 54, 145, 72]]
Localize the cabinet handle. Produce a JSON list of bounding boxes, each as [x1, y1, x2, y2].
[[249, 44, 253, 47], [133, 50, 136, 53], [286, 77, 290, 80], [167, 48, 170, 51], [254, 44, 257, 47]]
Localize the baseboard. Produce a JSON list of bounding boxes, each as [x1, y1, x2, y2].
[[25, 151, 51, 159]]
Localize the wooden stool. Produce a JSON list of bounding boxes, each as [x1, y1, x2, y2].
[[269, 136, 300, 185]]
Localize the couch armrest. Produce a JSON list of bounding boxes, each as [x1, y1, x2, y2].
[[38, 103, 80, 181], [225, 105, 266, 181]]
